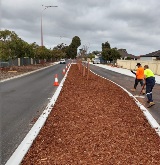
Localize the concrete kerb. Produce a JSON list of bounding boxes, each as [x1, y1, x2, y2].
[[0, 63, 58, 83], [5, 63, 71, 165], [90, 70, 160, 137]]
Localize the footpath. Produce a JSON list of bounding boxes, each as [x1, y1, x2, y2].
[[93, 64, 160, 84], [19, 64, 160, 165]]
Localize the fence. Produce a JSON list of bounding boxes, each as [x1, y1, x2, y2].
[[0, 58, 55, 67], [117, 60, 160, 75]]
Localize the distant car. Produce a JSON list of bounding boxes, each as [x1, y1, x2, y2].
[[93, 58, 100, 64], [60, 59, 66, 64]]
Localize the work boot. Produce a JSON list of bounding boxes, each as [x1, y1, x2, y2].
[[131, 88, 136, 92], [147, 102, 155, 108], [142, 90, 145, 95]]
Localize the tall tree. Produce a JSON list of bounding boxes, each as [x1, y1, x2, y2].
[[101, 41, 121, 63], [51, 48, 66, 60], [0, 30, 19, 61], [0, 30, 29, 60], [72, 36, 81, 48], [53, 43, 67, 59], [102, 41, 111, 51], [66, 36, 81, 59], [101, 41, 111, 62]]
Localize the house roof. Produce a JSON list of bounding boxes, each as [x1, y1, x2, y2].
[[140, 50, 160, 57], [118, 49, 139, 59]]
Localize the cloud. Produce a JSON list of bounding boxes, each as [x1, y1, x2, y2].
[[1, 0, 160, 55]]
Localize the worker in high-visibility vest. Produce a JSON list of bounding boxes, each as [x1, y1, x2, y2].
[[144, 65, 156, 108], [131, 63, 145, 94]]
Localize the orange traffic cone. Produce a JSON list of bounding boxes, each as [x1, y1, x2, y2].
[[65, 65, 68, 70], [62, 69, 65, 75], [53, 74, 59, 86]]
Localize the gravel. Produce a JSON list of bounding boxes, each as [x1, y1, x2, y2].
[[21, 64, 160, 165]]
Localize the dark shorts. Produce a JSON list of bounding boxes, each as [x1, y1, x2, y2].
[[134, 79, 144, 88]]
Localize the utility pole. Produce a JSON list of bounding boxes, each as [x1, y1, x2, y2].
[[41, 5, 58, 46]]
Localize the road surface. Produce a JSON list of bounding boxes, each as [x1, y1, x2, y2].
[[0, 63, 67, 164]]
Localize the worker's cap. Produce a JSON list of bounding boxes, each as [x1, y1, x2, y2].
[[136, 63, 141, 66]]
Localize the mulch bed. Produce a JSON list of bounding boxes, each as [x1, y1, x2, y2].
[[21, 64, 160, 165]]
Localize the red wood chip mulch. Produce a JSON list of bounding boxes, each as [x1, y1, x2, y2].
[[21, 64, 160, 165]]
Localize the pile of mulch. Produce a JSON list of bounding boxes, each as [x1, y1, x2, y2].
[[21, 64, 160, 165], [0, 63, 53, 81]]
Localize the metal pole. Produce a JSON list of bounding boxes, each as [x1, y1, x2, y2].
[[41, 5, 58, 47], [87, 61, 89, 80], [41, 12, 43, 46]]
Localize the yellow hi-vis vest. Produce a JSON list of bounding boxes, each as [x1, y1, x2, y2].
[[144, 69, 155, 78]]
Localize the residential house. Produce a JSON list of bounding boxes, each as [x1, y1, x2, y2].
[[118, 49, 139, 60], [140, 50, 160, 61]]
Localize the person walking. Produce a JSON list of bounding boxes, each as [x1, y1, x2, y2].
[[144, 65, 156, 108], [131, 63, 145, 94]]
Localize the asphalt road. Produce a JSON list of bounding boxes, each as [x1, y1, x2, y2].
[[0, 62, 68, 165], [89, 64, 160, 124]]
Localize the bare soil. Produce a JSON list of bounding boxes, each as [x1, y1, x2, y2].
[[21, 64, 160, 165], [0, 63, 53, 81]]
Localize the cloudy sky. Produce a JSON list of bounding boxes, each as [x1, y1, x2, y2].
[[1, 0, 160, 55]]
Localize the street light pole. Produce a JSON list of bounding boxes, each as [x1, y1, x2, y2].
[[41, 5, 58, 47]]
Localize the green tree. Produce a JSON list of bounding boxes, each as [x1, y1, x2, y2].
[[51, 48, 66, 60], [30, 42, 39, 59], [101, 49, 111, 62], [102, 41, 111, 51], [110, 48, 121, 63], [0, 30, 15, 61], [34, 46, 50, 59], [66, 36, 81, 59], [72, 36, 81, 48], [67, 44, 77, 59], [101, 41, 111, 62], [0, 30, 29, 61], [0, 29, 11, 42], [0, 40, 7, 61], [0, 30, 81, 64], [101, 41, 121, 63], [88, 53, 95, 60], [92, 50, 101, 55], [53, 43, 67, 59]]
